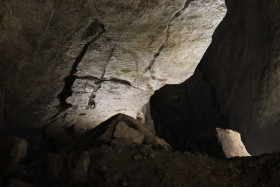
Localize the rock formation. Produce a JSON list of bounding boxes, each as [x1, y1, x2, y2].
[[1, 0, 280, 185], [0, 0, 226, 130], [0, 114, 279, 186], [150, 0, 280, 155], [216, 128, 251, 158]]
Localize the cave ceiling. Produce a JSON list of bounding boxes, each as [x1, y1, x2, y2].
[[0, 0, 226, 130]]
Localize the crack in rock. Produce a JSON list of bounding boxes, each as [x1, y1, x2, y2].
[[146, 0, 192, 72], [76, 76, 132, 87], [101, 43, 116, 79], [82, 76, 144, 108], [72, 76, 136, 109], [57, 19, 105, 111]]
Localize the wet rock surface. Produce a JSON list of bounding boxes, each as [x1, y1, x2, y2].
[[0, 114, 279, 187]]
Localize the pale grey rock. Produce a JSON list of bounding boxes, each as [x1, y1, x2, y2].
[[60, 0, 226, 129], [216, 128, 251, 158], [0, 0, 226, 129], [66, 79, 99, 108], [151, 0, 227, 85], [62, 81, 152, 132]]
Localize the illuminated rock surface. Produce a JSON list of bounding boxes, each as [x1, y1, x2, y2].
[[216, 128, 251, 158], [0, 0, 226, 130], [1, 1, 280, 185]]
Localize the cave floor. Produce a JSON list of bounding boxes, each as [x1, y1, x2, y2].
[[78, 145, 280, 187], [1, 114, 280, 187], [2, 138, 280, 187]]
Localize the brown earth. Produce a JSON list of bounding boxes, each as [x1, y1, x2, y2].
[[0, 114, 279, 187]]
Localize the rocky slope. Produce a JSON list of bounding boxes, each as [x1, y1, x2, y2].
[[1, 114, 280, 187]]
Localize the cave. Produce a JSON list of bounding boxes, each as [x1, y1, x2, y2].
[[151, 0, 280, 157], [0, 0, 280, 186]]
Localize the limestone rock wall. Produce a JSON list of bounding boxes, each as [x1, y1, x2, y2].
[[0, 0, 226, 130]]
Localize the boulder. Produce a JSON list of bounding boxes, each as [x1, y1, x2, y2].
[[216, 128, 251, 158], [113, 121, 144, 145]]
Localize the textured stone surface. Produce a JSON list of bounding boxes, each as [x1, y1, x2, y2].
[[1, 124, 280, 186], [0, 0, 97, 128], [0, 0, 226, 129], [58, 114, 172, 153], [216, 128, 251, 158]]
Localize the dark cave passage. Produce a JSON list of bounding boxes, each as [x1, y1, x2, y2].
[[150, 0, 280, 156], [150, 62, 228, 158]]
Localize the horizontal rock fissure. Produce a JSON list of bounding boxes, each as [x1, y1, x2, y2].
[[81, 76, 140, 109], [75, 76, 132, 87]]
